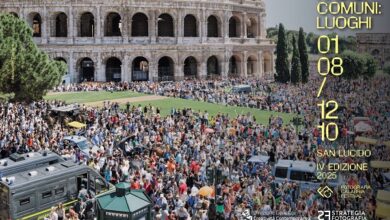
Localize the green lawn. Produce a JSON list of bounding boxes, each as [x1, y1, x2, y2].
[[45, 91, 296, 125], [131, 98, 296, 125], [45, 91, 146, 103]]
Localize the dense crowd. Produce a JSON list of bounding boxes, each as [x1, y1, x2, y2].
[[0, 74, 389, 220]]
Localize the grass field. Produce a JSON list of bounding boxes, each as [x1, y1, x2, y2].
[[131, 98, 295, 125], [45, 91, 296, 125], [45, 91, 146, 103]]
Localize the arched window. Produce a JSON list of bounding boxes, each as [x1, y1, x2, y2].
[[9, 12, 18, 17], [132, 13, 148, 37], [158, 14, 174, 37], [247, 18, 258, 38], [263, 53, 272, 74], [80, 12, 94, 37], [55, 12, 68, 37], [78, 58, 94, 82], [158, 56, 174, 81], [229, 16, 241, 38], [54, 57, 68, 74], [372, 49, 380, 56], [207, 15, 219, 37], [184, 57, 198, 78], [28, 13, 42, 37], [105, 12, 122, 36], [132, 57, 149, 81], [228, 56, 240, 76], [207, 56, 220, 75], [106, 57, 122, 82], [247, 56, 257, 75], [184, 15, 197, 37]]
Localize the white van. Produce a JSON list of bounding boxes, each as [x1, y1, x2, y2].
[[272, 160, 319, 190]]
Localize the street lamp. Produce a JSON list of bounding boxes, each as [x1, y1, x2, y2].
[[291, 116, 303, 135]]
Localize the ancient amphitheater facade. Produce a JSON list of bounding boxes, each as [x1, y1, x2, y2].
[[1, 0, 275, 83]]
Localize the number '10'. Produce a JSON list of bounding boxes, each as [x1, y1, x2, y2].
[[318, 35, 339, 54]]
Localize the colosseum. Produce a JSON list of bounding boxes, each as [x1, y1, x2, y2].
[[1, 0, 275, 83]]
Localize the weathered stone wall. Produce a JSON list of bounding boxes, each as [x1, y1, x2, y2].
[[357, 33, 390, 68], [1, 0, 275, 83]]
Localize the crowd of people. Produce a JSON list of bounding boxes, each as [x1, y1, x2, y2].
[[0, 73, 389, 220]]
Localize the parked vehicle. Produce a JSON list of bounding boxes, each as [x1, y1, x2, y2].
[[0, 151, 64, 177], [272, 160, 319, 191], [61, 136, 99, 159], [0, 160, 113, 220]]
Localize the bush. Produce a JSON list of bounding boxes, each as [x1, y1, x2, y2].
[[339, 50, 377, 79]]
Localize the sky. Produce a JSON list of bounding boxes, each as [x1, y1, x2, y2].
[[264, 0, 390, 35]]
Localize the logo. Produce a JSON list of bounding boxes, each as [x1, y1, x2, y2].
[[242, 209, 253, 220], [317, 185, 333, 198], [318, 210, 331, 220]]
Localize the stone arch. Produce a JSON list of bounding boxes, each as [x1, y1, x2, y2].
[[247, 55, 258, 75], [54, 57, 68, 74], [158, 56, 175, 81], [184, 56, 198, 78], [80, 12, 94, 37], [158, 13, 174, 37], [207, 56, 220, 76], [184, 14, 197, 37], [246, 17, 258, 38], [229, 16, 241, 38], [372, 49, 380, 56], [228, 55, 241, 76], [9, 12, 18, 17], [263, 52, 272, 74], [132, 12, 148, 37], [52, 12, 68, 37], [27, 12, 42, 37], [207, 15, 220, 37], [105, 57, 122, 82], [105, 12, 122, 37], [132, 57, 149, 81], [77, 57, 95, 82], [54, 57, 67, 63]]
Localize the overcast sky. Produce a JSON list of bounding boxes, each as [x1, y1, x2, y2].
[[264, 0, 390, 35]]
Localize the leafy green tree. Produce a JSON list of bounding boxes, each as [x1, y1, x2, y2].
[[298, 28, 309, 83], [339, 50, 365, 79], [0, 13, 66, 102], [339, 50, 377, 79], [275, 23, 290, 83], [290, 36, 302, 84], [384, 62, 390, 75], [363, 54, 377, 78]]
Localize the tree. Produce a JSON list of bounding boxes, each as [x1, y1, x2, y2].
[[340, 50, 377, 79], [290, 36, 302, 84], [298, 28, 309, 83], [0, 13, 66, 102], [363, 54, 377, 78], [275, 23, 290, 83], [384, 62, 390, 75]]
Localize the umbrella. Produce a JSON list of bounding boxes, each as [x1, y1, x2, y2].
[[205, 128, 215, 134], [67, 121, 86, 129], [355, 136, 377, 145], [198, 186, 214, 197], [354, 121, 373, 133]]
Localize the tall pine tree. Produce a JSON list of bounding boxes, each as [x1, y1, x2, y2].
[[291, 36, 302, 84], [275, 23, 290, 83], [0, 13, 66, 102], [298, 27, 309, 83]]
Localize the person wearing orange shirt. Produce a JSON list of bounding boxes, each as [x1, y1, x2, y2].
[[167, 158, 176, 174]]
